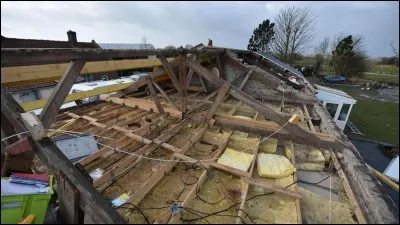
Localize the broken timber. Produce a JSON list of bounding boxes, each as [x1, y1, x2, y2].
[[186, 60, 346, 150]]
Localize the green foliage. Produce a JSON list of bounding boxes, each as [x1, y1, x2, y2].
[[247, 19, 275, 53], [379, 57, 399, 67], [330, 35, 367, 77], [325, 85, 399, 145]]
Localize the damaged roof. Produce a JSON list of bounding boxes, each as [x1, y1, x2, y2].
[[1, 46, 398, 224]]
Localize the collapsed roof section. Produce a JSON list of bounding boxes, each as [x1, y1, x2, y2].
[[1, 46, 398, 224]]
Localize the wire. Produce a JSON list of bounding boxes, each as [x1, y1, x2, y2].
[[179, 166, 343, 223], [240, 121, 290, 153], [119, 202, 151, 224], [1, 131, 31, 142]]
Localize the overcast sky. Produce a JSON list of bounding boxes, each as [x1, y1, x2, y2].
[[1, 1, 399, 58]]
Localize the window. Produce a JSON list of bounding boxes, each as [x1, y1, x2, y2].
[[325, 103, 339, 119], [338, 104, 351, 121]]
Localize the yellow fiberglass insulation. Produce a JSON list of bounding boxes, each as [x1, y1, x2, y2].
[[296, 162, 325, 171], [245, 174, 298, 224], [259, 138, 278, 153], [284, 141, 293, 161], [257, 153, 296, 178], [217, 148, 254, 172], [293, 144, 326, 164], [299, 187, 357, 224]]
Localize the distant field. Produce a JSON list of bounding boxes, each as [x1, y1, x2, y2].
[[368, 64, 399, 75], [324, 85, 399, 145], [362, 73, 399, 86]]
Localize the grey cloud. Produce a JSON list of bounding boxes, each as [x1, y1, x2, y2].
[[1, 1, 398, 57]]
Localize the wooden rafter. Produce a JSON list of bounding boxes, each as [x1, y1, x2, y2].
[[146, 76, 165, 116], [204, 83, 230, 124], [179, 54, 187, 113], [159, 56, 182, 93], [186, 60, 347, 150], [152, 80, 179, 110], [39, 60, 86, 129], [0, 87, 125, 224]]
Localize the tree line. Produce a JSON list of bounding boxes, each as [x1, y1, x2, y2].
[[247, 6, 399, 77]]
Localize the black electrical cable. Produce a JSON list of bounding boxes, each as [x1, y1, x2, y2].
[[179, 166, 343, 223], [118, 202, 151, 224], [180, 206, 247, 224]]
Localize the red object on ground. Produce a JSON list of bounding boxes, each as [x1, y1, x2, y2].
[[4, 138, 32, 155], [12, 173, 49, 183]]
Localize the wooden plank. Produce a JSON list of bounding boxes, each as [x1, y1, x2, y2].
[[146, 77, 165, 116], [40, 60, 86, 129], [245, 177, 302, 199], [186, 60, 346, 150], [163, 83, 203, 92], [303, 104, 315, 132], [1, 58, 173, 87], [168, 130, 234, 224], [122, 125, 209, 210], [152, 80, 179, 110], [199, 75, 208, 92], [179, 54, 187, 113], [94, 119, 187, 187], [204, 83, 230, 124], [1, 88, 125, 223], [286, 141, 302, 224], [236, 108, 260, 224], [104, 96, 182, 118], [239, 69, 253, 90], [367, 164, 399, 192], [332, 153, 367, 224], [159, 56, 182, 93], [186, 55, 198, 86], [20, 82, 133, 111], [209, 161, 251, 178], [1, 47, 224, 67], [78, 116, 163, 167], [57, 173, 80, 224]]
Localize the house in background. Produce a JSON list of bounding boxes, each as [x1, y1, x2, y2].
[[1, 30, 119, 104], [98, 43, 156, 78], [314, 84, 357, 130]]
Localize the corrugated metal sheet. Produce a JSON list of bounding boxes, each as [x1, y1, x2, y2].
[[99, 43, 155, 50], [256, 52, 304, 77]]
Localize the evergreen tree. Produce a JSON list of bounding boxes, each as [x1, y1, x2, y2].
[[247, 19, 275, 53]]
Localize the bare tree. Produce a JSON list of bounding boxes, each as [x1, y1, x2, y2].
[[391, 41, 399, 57], [313, 37, 330, 75], [164, 45, 177, 50], [272, 6, 317, 65], [185, 44, 194, 49], [142, 37, 148, 49]]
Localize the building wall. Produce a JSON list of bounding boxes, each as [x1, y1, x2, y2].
[[316, 90, 356, 130]]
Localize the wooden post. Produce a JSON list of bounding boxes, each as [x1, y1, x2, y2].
[[179, 54, 187, 114], [186, 60, 347, 150], [159, 56, 182, 93], [204, 83, 230, 124], [40, 60, 86, 129], [152, 80, 179, 110], [146, 77, 165, 116], [1, 87, 125, 224]]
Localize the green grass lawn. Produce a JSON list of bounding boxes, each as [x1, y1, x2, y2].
[[368, 64, 399, 75], [362, 73, 399, 86], [324, 85, 399, 145]]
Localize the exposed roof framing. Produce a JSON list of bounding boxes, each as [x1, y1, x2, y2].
[[1, 46, 398, 224]]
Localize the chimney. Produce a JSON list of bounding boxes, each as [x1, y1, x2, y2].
[[67, 30, 78, 47]]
